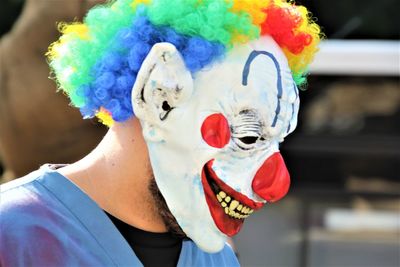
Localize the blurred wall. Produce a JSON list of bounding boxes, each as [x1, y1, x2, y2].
[[0, 0, 106, 180]]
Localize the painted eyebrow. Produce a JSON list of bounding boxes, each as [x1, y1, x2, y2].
[[242, 50, 282, 127]]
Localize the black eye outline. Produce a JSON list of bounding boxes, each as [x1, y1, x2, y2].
[[233, 134, 269, 151], [238, 136, 258, 145], [233, 134, 261, 150]]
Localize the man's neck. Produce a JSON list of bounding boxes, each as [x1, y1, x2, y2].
[[58, 117, 168, 233]]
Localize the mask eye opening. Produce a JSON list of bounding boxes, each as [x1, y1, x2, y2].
[[238, 136, 258, 145]]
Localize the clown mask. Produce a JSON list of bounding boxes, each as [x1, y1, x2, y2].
[[131, 36, 299, 253]]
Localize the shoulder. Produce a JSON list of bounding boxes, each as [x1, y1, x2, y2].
[[0, 167, 70, 240], [1, 169, 46, 214], [0, 167, 56, 213], [0, 168, 58, 236], [183, 241, 240, 267], [0, 168, 84, 266], [1, 168, 41, 193]]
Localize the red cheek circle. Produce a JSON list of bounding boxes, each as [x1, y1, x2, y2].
[[201, 113, 231, 148]]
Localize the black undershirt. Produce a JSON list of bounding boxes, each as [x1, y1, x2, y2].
[[105, 212, 182, 267], [46, 164, 182, 265]]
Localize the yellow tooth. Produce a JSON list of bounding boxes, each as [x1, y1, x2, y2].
[[239, 215, 244, 219], [225, 196, 231, 203], [243, 207, 249, 214], [237, 204, 243, 211], [229, 200, 239, 211], [249, 209, 254, 214], [224, 207, 229, 214], [221, 202, 227, 207], [219, 191, 226, 198], [229, 210, 235, 217], [217, 195, 222, 202]]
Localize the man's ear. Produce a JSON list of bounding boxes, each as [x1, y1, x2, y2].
[[131, 43, 193, 139]]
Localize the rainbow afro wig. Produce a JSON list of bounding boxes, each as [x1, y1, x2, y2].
[[47, 0, 321, 126]]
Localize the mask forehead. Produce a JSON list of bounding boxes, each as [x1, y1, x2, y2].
[[193, 36, 295, 139]]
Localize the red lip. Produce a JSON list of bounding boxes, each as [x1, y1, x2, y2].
[[201, 159, 264, 236]]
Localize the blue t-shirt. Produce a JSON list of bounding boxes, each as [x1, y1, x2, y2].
[[0, 166, 239, 267]]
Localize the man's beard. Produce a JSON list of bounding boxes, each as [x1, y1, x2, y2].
[[148, 175, 188, 239]]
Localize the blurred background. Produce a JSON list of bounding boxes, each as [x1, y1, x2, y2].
[[0, 0, 399, 266]]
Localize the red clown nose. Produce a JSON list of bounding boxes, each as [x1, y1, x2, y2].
[[251, 152, 290, 202]]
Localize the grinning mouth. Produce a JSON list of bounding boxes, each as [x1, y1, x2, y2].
[[201, 159, 264, 236]]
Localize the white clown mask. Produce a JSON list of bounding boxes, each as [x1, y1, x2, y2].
[[131, 36, 300, 252]]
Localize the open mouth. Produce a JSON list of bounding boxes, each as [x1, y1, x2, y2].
[[201, 159, 264, 236]]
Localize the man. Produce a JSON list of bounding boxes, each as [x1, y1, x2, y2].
[[0, 0, 321, 266]]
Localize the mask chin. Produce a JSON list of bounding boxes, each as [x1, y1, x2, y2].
[[148, 176, 187, 239], [145, 144, 228, 253]]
